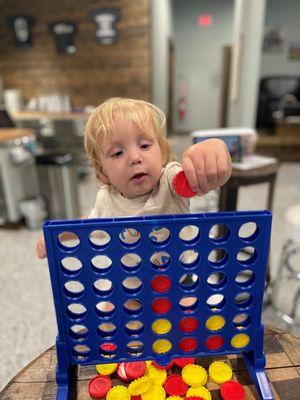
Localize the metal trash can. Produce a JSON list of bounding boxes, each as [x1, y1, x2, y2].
[[35, 152, 80, 220]]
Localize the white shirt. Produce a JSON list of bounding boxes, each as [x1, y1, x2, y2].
[[89, 161, 189, 218]]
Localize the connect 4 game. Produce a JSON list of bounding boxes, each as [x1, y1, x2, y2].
[[44, 210, 274, 400]]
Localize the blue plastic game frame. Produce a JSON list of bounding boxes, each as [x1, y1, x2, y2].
[[44, 210, 274, 400]]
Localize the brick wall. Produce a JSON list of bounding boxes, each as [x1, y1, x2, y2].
[[0, 0, 151, 108]]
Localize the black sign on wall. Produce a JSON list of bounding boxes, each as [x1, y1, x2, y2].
[[49, 21, 77, 55], [90, 8, 119, 45], [7, 15, 36, 47]]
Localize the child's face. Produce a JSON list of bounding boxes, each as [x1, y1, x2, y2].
[[99, 115, 164, 198]]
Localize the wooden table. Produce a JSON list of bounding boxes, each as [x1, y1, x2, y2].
[[0, 128, 34, 143], [1, 326, 300, 399]]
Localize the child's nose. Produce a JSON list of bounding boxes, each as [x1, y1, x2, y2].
[[129, 149, 142, 165]]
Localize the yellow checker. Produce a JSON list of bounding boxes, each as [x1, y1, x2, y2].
[[128, 376, 151, 395], [106, 385, 131, 400], [142, 384, 166, 400], [146, 360, 152, 368], [205, 315, 225, 331], [145, 365, 167, 385], [95, 362, 118, 375], [152, 339, 172, 354], [208, 361, 233, 384], [182, 364, 208, 386], [186, 386, 212, 400], [231, 333, 250, 348], [152, 319, 172, 335]]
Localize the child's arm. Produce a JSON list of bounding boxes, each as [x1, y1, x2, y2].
[[181, 138, 232, 195]]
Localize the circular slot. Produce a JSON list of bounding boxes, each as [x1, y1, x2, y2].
[[151, 319, 172, 335], [119, 228, 141, 246], [94, 279, 113, 296], [237, 247, 257, 265], [121, 253, 142, 272], [206, 294, 226, 311], [179, 337, 198, 353], [234, 292, 253, 309], [235, 270, 255, 288], [179, 273, 199, 291], [91, 255, 112, 273], [72, 345, 91, 362], [152, 339, 172, 354], [61, 257, 82, 275], [69, 324, 89, 340], [179, 225, 200, 243], [205, 315, 226, 332], [64, 280, 85, 298], [151, 297, 172, 315], [122, 277, 142, 294], [209, 224, 229, 243], [67, 303, 87, 319], [150, 251, 171, 270], [149, 227, 170, 244], [208, 248, 228, 267], [233, 313, 251, 330], [95, 301, 115, 317], [125, 320, 144, 336], [151, 275, 171, 294], [231, 333, 250, 349], [205, 335, 224, 351], [238, 222, 259, 242], [179, 296, 198, 313], [207, 272, 227, 290], [123, 299, 143, 315], [89, 229, 111, 248], [126, 340, 144, 357], [179, 317, 198, 333], [98, 322, 116, 338], [58, 232, 80, 250], [99, 342, 117, 359], [179, 250, 199, 268]]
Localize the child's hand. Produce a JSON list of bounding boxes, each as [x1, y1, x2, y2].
[[36, 235, 47, 259], [182, 138, 232, 195]]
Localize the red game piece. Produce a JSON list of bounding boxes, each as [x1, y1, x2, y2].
[[151, 297, 172, 314], [152, 360, 174, 370], [179, 317, 198, 333], [164, 374, 188, 396], [88, 375, 112, 399], [185, 397, 205, 400], [116, 362, 131, 382], [220, 380, 245, 400], [151, 275, 171, 293], [124, 361, 146, 379], [173, 171, 197, 198], [131, 396, 142, 400], [205, 335, 225, 351], [173, 357, 196, 368], [179, 337, 198, 352]]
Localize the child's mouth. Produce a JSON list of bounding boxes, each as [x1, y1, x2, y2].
[[130, 173, 147, 182]]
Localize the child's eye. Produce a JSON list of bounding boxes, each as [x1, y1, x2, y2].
[[111, 150, 123, 158], [140, 143, 151, 149]]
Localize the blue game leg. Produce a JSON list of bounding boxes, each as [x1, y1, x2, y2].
[[243, 351, 274, 400], [55, 337, 77, 400]]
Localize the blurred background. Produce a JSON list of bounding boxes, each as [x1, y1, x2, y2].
[[0, 0, 300, 391]]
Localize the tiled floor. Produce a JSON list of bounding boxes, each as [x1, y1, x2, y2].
[[0, 151, 300, 391]]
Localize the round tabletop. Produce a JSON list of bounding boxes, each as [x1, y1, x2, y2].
[[1, 326, 300, 399]]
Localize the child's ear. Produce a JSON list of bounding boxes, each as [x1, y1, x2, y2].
[[93, 160, 110, 184]]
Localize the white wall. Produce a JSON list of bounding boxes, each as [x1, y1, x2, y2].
[[172, 0, 234, 131], [260, 0, 300, 77], [151, 0, 173, 114]]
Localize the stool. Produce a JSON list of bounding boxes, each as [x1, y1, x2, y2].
[[219, 157, 280, 285], [271, 203, 300, 334]]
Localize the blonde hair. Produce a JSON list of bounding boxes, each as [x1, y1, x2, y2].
[[84, 97, 173, 180]]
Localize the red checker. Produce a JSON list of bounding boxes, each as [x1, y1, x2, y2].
[[151, 297, 172, 314], [220, 380, 245, 400], [124, 361, 146, 379], [88, 375, 112, 399], [173, 171, 196, 198], [186, 397, 205, 400], [116, 362, 131, 382], [131, 396, 142, 400], [100, 342, 117, 352], [179, 317, 198, 333], [151, 275, 171, 293], [164, 374, 188, 396], [179, 337, 198, 352], [173, 357, 196, 368], [205, 335, 225, 351], [152, 360, 174, 370]]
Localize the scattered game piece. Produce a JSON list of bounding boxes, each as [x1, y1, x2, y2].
[[220, 380, 245, 400], [209, 361, 233, 384], [173, 170, 197, 198], [131, 396, 142, 400], [164, 374, 188, 396], [128, 376, 151, 396], [182, 364, 208, 387], [88, 375, 112, 399], [124, 361, 146, 379], [95, 362, 118, 375], [106, 385, 131, 400], [186, 386, 212, 400], [166, 396, 184, 400], [185, 397, 206, 400], [173, 357, 196, 368], [141, 384, 166, 400], [116, 362, 131, 382], [145, 360, 152, 369], [145, 364, 167, 385]]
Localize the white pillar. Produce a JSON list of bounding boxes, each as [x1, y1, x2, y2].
[[229, 0, 267, 127]]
